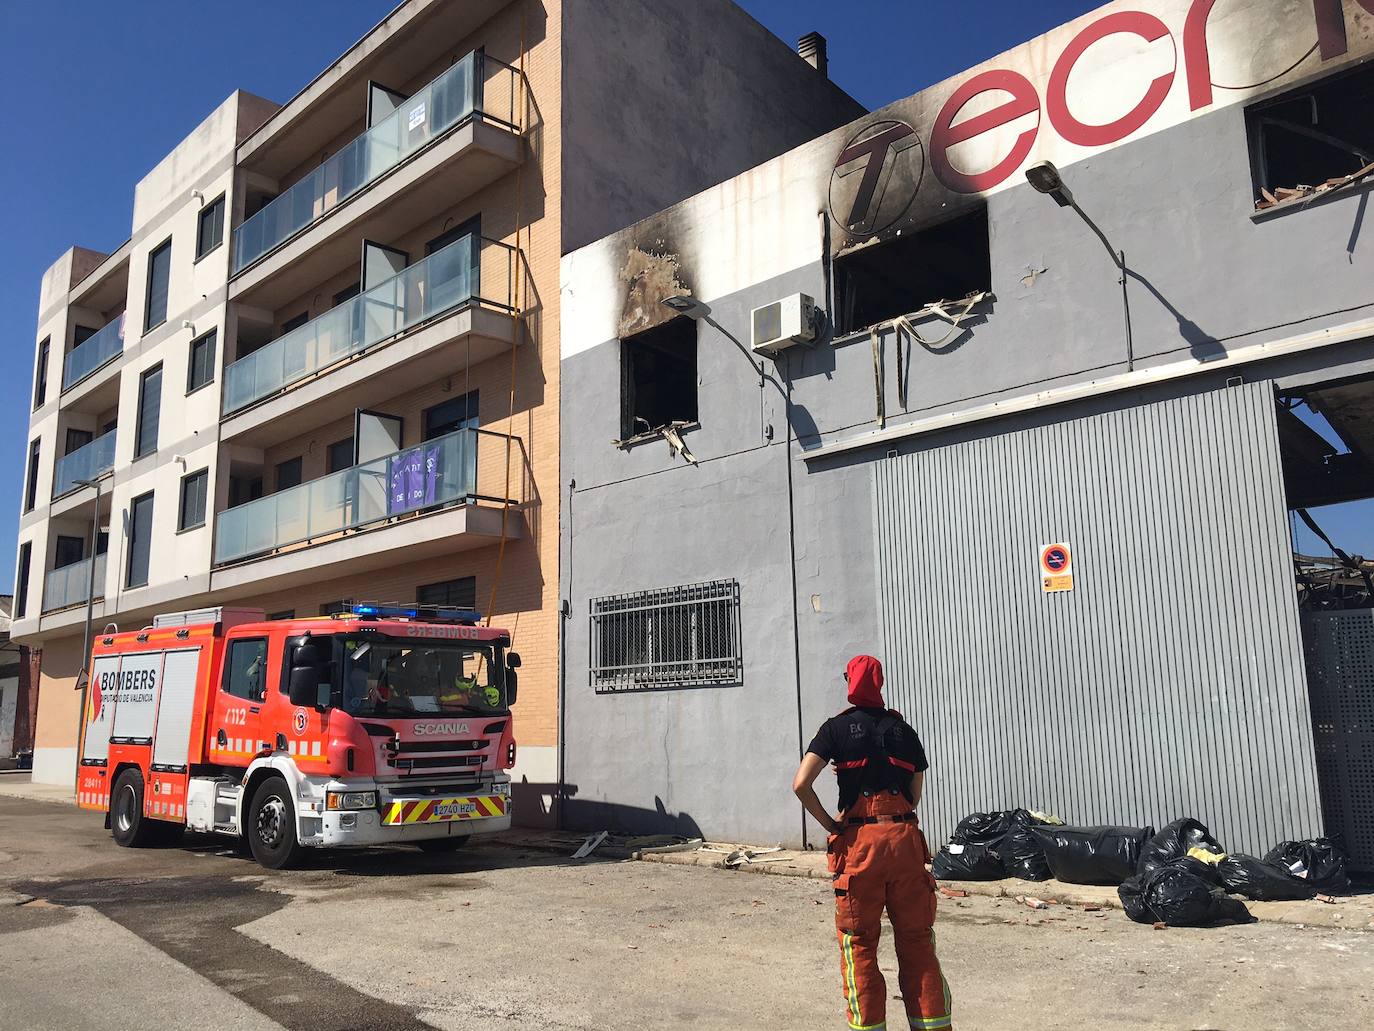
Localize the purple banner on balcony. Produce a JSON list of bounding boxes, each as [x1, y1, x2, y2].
[[387, 444, 442, 515]]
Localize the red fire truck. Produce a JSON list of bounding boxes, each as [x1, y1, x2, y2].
[[77, 603, 520, 868]]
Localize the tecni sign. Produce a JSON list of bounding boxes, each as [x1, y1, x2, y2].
[[829, 0, 1374, 236]]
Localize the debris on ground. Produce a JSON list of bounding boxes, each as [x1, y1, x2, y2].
[[573, 831, 609, 859], [1018, 895, 1050, 911], [702, 844, 787, 868]]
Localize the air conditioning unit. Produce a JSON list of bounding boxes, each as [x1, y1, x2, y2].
[[751, 294, 817, 356]]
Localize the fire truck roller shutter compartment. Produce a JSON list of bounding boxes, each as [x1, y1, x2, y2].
[[82, 654, 123, 765], [110, 652, 163, 745], [150, 650, 202, 770]]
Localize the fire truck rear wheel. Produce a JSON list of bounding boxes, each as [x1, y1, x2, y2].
[[110, 769, 156, 848], [247, 775, 305, 870], [416, 835, 471, 853]]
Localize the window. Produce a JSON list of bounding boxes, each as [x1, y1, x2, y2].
[[144, 238, 171, 333], [1248, 64, 1374, 208], [276, 457, 303, 491], [24, 439, 40, 512], [15, 543, 31, 619], [223, 638, 268, 701], [268, 610, 296, 621], [418, 576, 477, 610], [187, 330, 216, 392], [135, 364, 162, 458], [54, 536, 85, 568], [179, 469, 208, 530], [590, 579, 742, 691], [196, 195, 225, 258], [126, 491, 154, 588], [33, 338, 49, 410], [333, 283, 361, 306], [281, 311, 309, 334], [423, 391, 478, 441], [321, 600, 349, 616], [327, 437, 355, 473], [620, 318, 698, 439], [835, 205, 991, 334], [65, 429, 94, 455], [229, 475, 263, 507]]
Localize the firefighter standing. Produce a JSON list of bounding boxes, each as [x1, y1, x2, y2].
[[792, 655, 952, 1031]]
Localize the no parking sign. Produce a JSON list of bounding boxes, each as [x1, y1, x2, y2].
[[1040, 542, 1074, 594]]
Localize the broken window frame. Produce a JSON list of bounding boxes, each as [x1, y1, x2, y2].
[[618, 316, 700, 445], [590, 579, 742, 692], [833, 204, 992, 337], [1246, 63, 1374, 213]]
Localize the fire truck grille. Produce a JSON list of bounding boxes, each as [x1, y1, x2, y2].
[[391, 755, 485, 771], [395, 740, 485, 753]]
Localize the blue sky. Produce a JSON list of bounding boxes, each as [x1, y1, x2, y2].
[[1, 0, 1369, 583]]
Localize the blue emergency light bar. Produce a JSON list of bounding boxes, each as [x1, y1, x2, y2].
[[345, 603, 482, 626]]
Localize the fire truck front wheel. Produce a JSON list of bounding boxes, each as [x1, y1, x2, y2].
[[110, 769, 157, 848], [247, 775, 305, 870]]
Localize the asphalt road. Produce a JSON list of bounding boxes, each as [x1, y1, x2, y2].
[[2, 796, 1372, 1030]]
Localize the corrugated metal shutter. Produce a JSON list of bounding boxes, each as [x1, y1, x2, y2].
[[873, 381, 1323, 856]]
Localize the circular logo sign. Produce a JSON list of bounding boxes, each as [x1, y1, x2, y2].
[[829, 119, 925, 238], [292, 708, 308, 735], [1041, 544, 1072, 574]]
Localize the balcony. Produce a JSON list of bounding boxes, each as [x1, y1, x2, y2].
[[233, 52, 520, 276], [62, 316, 124, 392], [52, 431, 116, 500], [221, 234, 521, 444], [43, 553, 106, 614], [214, 426, 522, 567]]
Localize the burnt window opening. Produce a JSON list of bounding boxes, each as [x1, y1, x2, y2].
[[835, 205, 991, 335], [620, 317, 698, 441], [1248, 63, 1374, 206]]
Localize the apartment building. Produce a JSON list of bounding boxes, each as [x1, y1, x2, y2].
[[14, 0, 865, 801], [560, 0, 1374, 856]]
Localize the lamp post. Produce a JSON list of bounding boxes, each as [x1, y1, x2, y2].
[[1024, 160, 1134, 371], [71, 476, 103, 785]]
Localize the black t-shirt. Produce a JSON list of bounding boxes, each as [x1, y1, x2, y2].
[[807, 707, 929, 813]]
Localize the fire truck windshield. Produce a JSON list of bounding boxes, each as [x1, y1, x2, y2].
[[329, 636, 507, 717]]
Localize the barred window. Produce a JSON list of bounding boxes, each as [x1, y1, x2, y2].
[[590, 579, 741, 691]]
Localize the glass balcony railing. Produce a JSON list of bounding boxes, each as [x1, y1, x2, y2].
[[52, 430, 117, 499], [43, 552, 106, 613], [232, 50, 521, 273], [214, 427, 495, 565], [62, 315, 125, 391], [223, 232, 518, 415]]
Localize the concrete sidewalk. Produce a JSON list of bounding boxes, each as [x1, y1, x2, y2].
[[0, 773, 75, 807], [626, 839, 1374, 932]]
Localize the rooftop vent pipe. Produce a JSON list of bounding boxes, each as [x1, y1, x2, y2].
[[798, 32, 828, 78]]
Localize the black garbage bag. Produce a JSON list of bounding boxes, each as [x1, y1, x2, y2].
[[1137, 818, 1225, 877], [932, 843, 1004, 881], [1030, 824, 1154, 885], [1119, 858, 1253, 927], [1263, 839, 1350, 895], [950, 809, 1029, 848], [1002, 819, 1052, 881], [1217, 854, 1318, 902]]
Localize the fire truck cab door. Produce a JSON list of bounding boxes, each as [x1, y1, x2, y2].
[[213, 635, 272, 764]]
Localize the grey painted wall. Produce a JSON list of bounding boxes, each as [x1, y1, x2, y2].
[[558, 58, 1373, 847], [560, 0, 865, 255]]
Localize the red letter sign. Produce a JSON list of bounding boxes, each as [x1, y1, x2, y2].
[[1047, 12, 1175, 147], [930, 69, 1040, 194]]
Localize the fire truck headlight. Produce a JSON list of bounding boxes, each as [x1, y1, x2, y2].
[[327, 791, 377, 811]]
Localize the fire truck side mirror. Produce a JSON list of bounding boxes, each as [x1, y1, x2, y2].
[[288, 642, 327, 709]]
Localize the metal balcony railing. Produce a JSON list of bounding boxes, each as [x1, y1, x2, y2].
[[232, 51, 521, 274], [52, 430, 116, 500], [43, 552, 106, 613], [62, 316, 124, 391], [213, 427, 520, 565], [222, 233, 518, 415]]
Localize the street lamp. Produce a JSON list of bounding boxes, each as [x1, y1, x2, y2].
[[1024, 160, 1134, 371], [71, 476, 104, 785]]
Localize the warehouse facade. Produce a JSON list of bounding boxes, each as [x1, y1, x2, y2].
[[559, 0, 1374, 859], [13, 0, 863, 802]]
